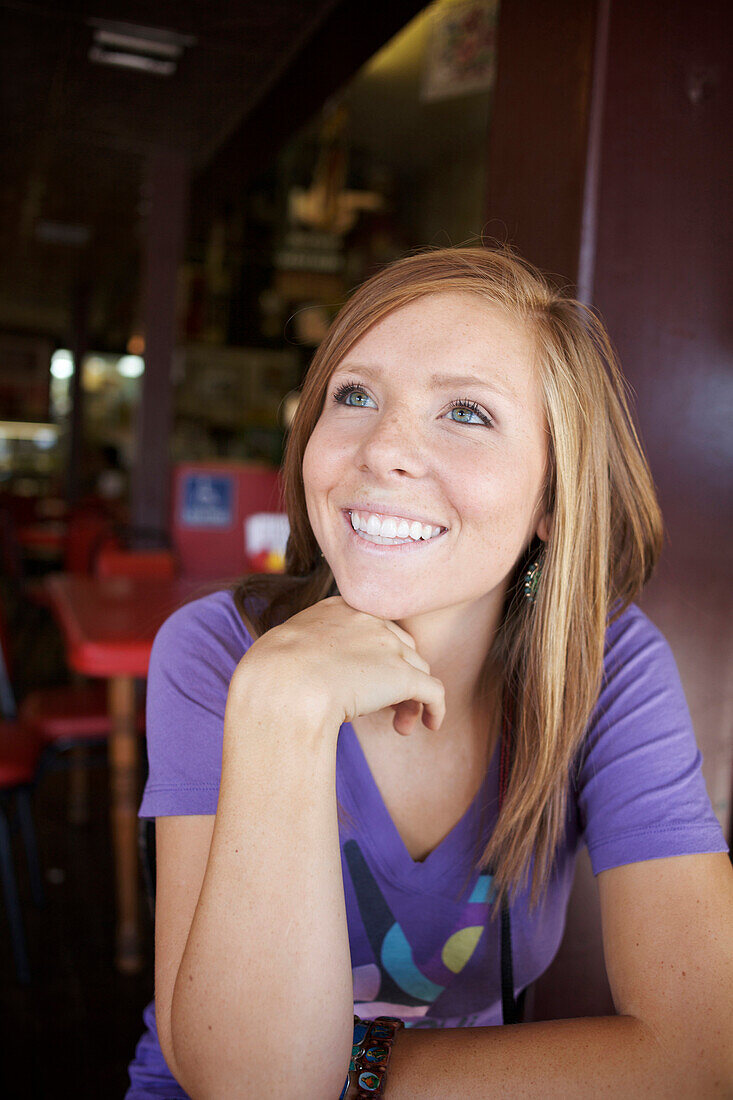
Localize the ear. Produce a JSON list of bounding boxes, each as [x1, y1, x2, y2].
[[536, 511, 552, 542]]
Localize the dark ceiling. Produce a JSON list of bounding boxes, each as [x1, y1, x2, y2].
[[0, 0, 425, 345]]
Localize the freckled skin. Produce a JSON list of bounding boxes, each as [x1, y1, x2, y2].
[[302, 292, 551, 629]]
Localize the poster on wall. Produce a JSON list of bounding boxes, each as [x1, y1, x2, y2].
[[421, 0, 499, 102], [179, 344, 300, 429]]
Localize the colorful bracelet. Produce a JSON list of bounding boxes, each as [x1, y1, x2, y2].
[[339, 1015, 405, 1098]]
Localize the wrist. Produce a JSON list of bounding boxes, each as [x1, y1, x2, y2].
[[340, 1016, 405, 1099], [226, 660, 339, 750]]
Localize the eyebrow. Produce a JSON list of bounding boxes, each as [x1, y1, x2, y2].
[[332, 362, 517, 401]]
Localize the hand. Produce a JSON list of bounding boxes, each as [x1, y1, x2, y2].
[[235, 596, 446, 737]]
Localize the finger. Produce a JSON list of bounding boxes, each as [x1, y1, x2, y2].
[[383, 620, 418, 650], [399, 647, 431, 675], [421, 676, 446, 731], [391, 675, 445, 734], [390, 699, 422, 736]]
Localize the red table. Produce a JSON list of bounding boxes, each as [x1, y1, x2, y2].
[[44, 573, 216, 972]]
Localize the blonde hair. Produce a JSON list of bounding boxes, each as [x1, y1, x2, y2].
[[235, 246, 663, 905]]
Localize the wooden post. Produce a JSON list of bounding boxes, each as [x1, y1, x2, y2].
[[130, 150, 188, 544], [67, 282, 89, 505], [108, 674, 142, 973]]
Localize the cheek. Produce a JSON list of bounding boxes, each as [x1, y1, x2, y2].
[[302, 427, 329, 496], [459, 457, 543, 544], [301, 435, 317, 495], [302, 425, 344, 533]]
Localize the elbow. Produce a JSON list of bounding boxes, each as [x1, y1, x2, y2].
[[168, 996, 351, 1100], [632, 1013, 733, 1099], [170, 1045, 349, 1100], [168, 996, 241, 1100]]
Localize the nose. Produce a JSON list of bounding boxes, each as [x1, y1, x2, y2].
[[354, 406, 429, 478]]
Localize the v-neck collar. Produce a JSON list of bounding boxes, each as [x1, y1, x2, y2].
[[336, 718, 501, 897]]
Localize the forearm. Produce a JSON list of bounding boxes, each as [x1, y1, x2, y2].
[[386, 1015, 723, 1099], [170, 684, 353, 1098]]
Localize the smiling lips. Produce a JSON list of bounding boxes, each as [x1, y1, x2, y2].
[[348, 509, 446, 543]]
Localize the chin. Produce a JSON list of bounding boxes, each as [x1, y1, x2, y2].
[[331, 574, 428, 621]]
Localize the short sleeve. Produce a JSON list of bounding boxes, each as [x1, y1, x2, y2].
[[576, 604, 728, 875], [138, 589, 257, 818]]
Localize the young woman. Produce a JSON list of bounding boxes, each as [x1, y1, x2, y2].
[[127, 247, 732, 1098]]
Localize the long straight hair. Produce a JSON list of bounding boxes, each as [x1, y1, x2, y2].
[[235, 246, 663, 906]]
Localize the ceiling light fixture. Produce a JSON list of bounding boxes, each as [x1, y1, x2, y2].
[[87, 19, 196, 77], [35, 221, 91, 246]]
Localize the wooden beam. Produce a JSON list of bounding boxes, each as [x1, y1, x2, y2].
[[194, 0, 426, 209]]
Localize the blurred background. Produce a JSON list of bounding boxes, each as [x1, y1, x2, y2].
[[0, 0, 730, 1095]]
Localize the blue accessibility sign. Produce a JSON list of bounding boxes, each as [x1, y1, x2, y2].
[[181, 474, 234, 527]]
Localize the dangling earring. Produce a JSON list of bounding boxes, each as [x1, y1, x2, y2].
[[522, 557, 543, 603]]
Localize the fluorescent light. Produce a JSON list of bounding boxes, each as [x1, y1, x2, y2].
[[36, 221, 91, 246], [87, 18, 196, 76], [89, 46, 176, 76], [94, 29, 183, 58]]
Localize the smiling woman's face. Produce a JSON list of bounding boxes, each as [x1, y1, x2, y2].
[[302, 291, 551, 622]]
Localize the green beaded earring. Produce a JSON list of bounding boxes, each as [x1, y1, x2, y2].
[[522, 557, 543, 603]]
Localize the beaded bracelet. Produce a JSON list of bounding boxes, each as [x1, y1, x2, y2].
[[339, 1015, 405, 1098]]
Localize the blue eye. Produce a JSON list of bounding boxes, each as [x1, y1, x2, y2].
[[446, 398, 493, 427], [330, 380, 493, 428], [332, 382, 374, 408]]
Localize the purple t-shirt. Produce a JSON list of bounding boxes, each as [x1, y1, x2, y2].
[[126, 590, 727, 1098]]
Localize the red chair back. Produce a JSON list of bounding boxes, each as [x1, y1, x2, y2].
[[63, 510, 116, 573], [94, 546, 178, 580]]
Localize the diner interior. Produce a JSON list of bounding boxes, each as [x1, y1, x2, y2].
[[1, 0, 731, 1095]]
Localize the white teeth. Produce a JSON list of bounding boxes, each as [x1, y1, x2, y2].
[[349, 510, 444, 542]]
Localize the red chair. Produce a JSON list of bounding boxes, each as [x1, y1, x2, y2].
[[94, 545, 177, 580], [0, 718, 44, 983], [0, 598, 144, 825]]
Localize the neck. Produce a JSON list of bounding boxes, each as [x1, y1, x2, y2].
[[352, 593, 507, 776], [398, 590, 504, 718]]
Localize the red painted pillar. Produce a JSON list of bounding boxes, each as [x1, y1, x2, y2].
[[487, 0, 733, 1022], [486, 0, 598, 284], [591, 0, 733, 838]]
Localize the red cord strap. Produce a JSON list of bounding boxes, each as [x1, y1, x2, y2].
[[499, 683, 522, 1026]]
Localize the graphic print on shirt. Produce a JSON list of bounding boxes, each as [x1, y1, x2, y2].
[[344, 839, 494, 1024]]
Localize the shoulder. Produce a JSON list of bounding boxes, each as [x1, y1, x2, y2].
[[577, 602, 727, 873], [142, 589, 273, 814], [586, 600, 687, 749], [148, 587, 271, 706], [603, 600, 672, 671], [595, 601, 683, 717], [153, 588, 261, 662]]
